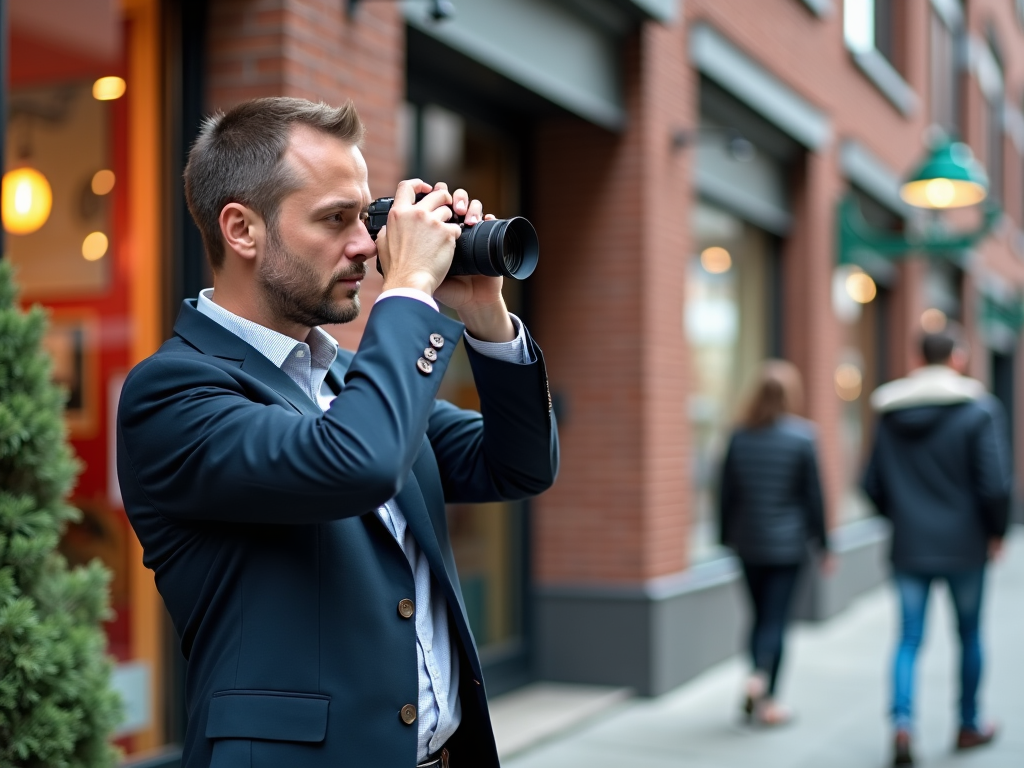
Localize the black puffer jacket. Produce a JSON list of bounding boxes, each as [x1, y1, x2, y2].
[[719, 416, 828, 564], [864, 367, 1012, 573]]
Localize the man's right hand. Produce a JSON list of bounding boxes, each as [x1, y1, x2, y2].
[[375, 180, 461, 295]]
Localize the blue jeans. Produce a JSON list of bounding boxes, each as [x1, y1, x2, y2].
[[892, 568, 986, 732]]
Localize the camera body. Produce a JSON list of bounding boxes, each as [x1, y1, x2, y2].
[[365, 193, 539, 280]]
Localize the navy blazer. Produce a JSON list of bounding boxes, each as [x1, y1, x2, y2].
[[116, 296, 559, 768]]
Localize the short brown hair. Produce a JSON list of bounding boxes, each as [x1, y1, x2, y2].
[[741, 359, 804, 429], [183, 97, 365, 270]]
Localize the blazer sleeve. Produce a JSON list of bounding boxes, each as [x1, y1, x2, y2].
[[427, 328, 558, 503], [117, 298, 467, 524]]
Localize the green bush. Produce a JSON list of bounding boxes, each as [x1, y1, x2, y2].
[[0, 261, 121, 767]]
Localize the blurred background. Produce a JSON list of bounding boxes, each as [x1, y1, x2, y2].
[[2, 0, 1023, 762]]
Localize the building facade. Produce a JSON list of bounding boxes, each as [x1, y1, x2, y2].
[[3, 0, 1024, 761]]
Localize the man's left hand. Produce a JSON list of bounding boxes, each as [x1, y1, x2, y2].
[[432, 189, 516, 343]]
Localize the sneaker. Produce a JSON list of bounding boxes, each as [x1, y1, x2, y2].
[[893, 730, 913, 766], [956, 725, 997, 751]]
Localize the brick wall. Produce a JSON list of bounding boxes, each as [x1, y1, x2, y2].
[[206, 0, 404, 347]]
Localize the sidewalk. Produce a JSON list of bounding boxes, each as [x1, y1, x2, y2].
[[503, 528, 1024, 768]]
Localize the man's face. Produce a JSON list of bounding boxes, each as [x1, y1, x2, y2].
[[257, 126, 375, 327]]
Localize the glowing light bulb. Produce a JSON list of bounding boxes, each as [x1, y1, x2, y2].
[[923, 178, 956, 208], [700, 246, 732, 274], [93, 76, 126, 101], [82, 232, 109, 261], [2, 167, 53, 235]]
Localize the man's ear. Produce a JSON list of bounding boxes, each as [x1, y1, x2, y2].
[[219, 202, 265, 263]]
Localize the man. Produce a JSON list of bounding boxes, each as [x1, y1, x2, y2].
[[116, 97, 558, 768], [864, 325, 1011, 766]]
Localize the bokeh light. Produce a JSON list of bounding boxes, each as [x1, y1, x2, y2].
[[920, 308, 947, 333], [835, 363, 863, 401], [82, 232, 109, 261], [91, 169, 116, 195], [845, 271, 877, 304], [92, 76, 127, 101], [2, 167, 53, 235], [700, 246, 732, 274]]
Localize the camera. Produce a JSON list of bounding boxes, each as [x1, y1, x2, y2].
[[365, 193, 539, 280]]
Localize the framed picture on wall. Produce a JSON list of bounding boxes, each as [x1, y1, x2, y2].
[[42, 309, 100, 439]]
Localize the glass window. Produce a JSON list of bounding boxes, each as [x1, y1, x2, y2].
[[402, 102, 526, 661], [845, 0, 899, 68], [687, 201, 779, 560], [5, 0, 164, 753]]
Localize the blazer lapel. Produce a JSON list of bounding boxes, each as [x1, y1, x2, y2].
[[172, 299, 322, 417], [394, 471, 461, 602], [239, 350, 323, 417]]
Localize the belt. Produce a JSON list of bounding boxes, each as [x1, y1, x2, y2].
[[417, 747, 450, 768]]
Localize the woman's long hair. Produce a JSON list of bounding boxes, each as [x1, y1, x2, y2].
[[740, 359, 804, 429]]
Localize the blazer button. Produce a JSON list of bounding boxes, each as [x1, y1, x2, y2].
[[423, 347, 438, 362], [400, 704, 417, 724], [398, 598, 415, 619], [429, 333, 445, 349], [416, 358, 433, 375]]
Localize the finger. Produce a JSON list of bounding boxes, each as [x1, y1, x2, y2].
[[418, 187, 454, 211], [451, 188, 470, 216], [465, 198, 483, 225], [375, 225, 389, 266], [395, 178, 432, 205], [483, 214, 496, 221]]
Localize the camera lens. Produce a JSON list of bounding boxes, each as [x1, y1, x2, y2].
[[494, 217, 538, 280]]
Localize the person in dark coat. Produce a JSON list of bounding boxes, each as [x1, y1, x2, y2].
[[719, 359, 831, 726], [864, 326, 1011, 766]]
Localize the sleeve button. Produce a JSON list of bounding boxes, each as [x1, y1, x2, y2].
[[429, 333, 445, 349], [423, 348, 438, 362], [416, 358, 434, 375]]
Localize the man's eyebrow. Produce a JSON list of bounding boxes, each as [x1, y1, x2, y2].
[[312, 199, 367, 216]]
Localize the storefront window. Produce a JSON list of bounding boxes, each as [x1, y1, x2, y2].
[[834, 191, 897, 522], [402, 101, 526, 660], [5, 0, 163, 753], [687, 201, 778, 560]]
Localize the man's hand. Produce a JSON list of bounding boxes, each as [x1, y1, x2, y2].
[[433, 189, 516, 343], [376, 180, 461, 296]]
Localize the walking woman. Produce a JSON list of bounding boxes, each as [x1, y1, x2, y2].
[[719, 360, 832, 726]]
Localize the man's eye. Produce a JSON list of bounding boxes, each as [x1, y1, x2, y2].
[[326, 213, 343, 223]]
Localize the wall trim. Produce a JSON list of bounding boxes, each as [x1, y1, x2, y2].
[[404, 0, 626, 130], [689, 23, 832, 150], [851, 49, 918, 117]]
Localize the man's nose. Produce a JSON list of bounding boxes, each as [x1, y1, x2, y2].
[[348, 222, 377, 263]]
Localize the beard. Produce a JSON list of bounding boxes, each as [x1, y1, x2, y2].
[[257, 230, 364, 327]]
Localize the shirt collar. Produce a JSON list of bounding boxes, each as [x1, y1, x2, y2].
[[196, 288, 339, 371]]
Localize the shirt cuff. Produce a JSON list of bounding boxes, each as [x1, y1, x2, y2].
[[375, 288, 438, 312], [464, 313, 534, 364]]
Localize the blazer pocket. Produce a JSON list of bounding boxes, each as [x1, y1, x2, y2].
[[207, 689, 330, 743]]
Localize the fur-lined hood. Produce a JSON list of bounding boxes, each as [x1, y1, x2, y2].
[[870, 365, 987, 413]]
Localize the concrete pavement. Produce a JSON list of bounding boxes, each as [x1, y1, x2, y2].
[[504, 528, 1024, 768]]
